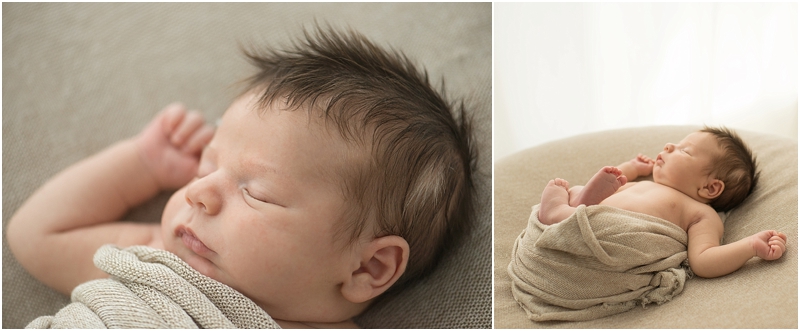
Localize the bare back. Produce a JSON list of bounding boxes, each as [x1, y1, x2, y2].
[[601, 181, 718, 232]]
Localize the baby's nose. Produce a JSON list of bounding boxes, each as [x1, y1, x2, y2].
[[185, 176, 222, 215], [664, 143, 675, 152]]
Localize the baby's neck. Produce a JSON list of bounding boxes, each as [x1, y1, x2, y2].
[[274, 318, 359, 329], [651, 180, 709, 204]]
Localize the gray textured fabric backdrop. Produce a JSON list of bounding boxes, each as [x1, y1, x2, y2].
[[3, 3, 491, 328]]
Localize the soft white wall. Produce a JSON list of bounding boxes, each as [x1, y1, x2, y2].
[[494, 2, 798, 162]]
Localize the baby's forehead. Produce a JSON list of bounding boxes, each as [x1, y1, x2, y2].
[[683, 131, 714, 145], [684, 131, 724, 156], [220, 97, 357, 166], [221, 90, 375, 184]]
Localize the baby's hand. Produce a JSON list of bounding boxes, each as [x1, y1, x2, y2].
[[135, 103, 215, 190], [629, 154, 655, 177], [750, 230, 787, 261]]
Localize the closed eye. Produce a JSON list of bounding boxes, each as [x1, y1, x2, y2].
[[243, 188, 283, 207], [243, 188, 265, 203]]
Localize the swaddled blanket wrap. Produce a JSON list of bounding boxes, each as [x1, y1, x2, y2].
[[26, 245, 280, 329], [508, 204, 691, 322]]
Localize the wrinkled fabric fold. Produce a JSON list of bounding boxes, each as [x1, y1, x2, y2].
[[26, 245, 280, 329], [508, 204, 691, 322]]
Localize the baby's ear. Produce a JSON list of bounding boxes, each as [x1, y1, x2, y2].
[[700, 178, 724, 200], [340, 235, 409, 304]]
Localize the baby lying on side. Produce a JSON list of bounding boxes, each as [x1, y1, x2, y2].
[[538, 126, 786, 278], [7, 27, 476, 328]]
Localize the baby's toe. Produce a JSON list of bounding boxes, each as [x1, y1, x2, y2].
[[553, 178, 569, 188]]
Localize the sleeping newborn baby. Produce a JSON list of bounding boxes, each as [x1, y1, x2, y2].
[[538, 126, 786, 278], [7, 27, 475, 328], [509, 126, 786, 322]]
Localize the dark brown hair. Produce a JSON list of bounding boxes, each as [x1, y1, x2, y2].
[[240, 26, 476, 292], [701, 126, 759, 211]]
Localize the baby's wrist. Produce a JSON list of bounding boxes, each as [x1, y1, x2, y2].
[[746, 235, 759, 258], [130, 138, 165, 191], [94, 139, 162, 206]]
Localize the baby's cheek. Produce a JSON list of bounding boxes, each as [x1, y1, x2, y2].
[[162, 188, 187, 222], [160, 188, 189, 250], [148, 228, 165, 250]]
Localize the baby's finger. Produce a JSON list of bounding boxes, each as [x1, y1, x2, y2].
[[171, 111, 206, 146], [770, 244, 785, 259], [769, 241, 785, 253], [161, 103, 187, 133], [768, 240, 784, 247], [770, 235, 786, 249], [182, 125, 215, 156]]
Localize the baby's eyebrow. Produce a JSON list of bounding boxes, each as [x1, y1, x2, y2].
[[252, 162, 279, 175], [241, 158, 283, 181]]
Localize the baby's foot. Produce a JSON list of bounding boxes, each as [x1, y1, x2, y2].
[[550, 178, 569, 191], [569, 166, 627, 206], [539, 178, 571, 225]]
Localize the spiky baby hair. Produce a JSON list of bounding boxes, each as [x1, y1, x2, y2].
[[701, 126, 759, 212], [241, 26, 476, 293]]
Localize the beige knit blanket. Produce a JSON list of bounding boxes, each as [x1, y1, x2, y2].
[[508, 204, 692, 322], [26, 245, 280, 329]]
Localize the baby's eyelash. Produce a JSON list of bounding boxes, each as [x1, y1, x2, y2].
[[243, 188, 263, 202], [243, 187, 284, 208]]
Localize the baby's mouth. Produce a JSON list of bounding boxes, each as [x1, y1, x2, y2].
[[656, 154, 665, 164], [177, 227, 215, 256]]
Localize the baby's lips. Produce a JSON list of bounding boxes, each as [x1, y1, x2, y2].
[[176, 226, 216, 256]]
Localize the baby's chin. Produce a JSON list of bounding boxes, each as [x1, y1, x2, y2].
[[156, 223, 217, 280], [162, 238, 227, 289], [273, 318, 359, 329]]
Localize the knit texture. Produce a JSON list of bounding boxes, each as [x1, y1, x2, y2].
[[27, 245, 280, 329], [26, 245, 279, 329], [509, 204, 689, 321]]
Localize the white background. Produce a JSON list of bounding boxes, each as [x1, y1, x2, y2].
[[494, 2, 798, 161]]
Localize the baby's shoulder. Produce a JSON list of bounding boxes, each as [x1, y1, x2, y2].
[[685, 201, 723, 231], [686, 195, 719, 215]]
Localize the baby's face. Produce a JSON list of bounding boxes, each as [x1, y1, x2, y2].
[[160, 93, 362, 321], [653, 131, 721, 198]]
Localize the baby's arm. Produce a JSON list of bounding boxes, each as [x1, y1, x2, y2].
[[6, 103, 213, 295], [687, 214, 787, 278]]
